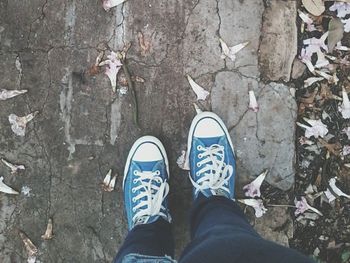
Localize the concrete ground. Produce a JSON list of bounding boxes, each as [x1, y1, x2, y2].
[[0, 0, 298, 262]]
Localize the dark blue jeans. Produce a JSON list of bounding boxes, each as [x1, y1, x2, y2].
[[114, 194, 314, 263]]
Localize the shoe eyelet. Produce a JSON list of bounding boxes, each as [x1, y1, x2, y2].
[[133, 179, 137, 184], [197, 145, 202, 150], [132, 208, 136, 212], [196, 163, 201, 167], [132, 188, 136, 193], [155, 170, 160, 175], [198, 154, 202, 158], [132, 198, 136, 202], [133, 171, 138, 175]]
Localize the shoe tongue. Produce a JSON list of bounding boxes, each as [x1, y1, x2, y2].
[[132, 160, 161, 171], [197, 136, 223, 147]]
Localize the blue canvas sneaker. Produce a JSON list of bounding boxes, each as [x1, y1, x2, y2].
[[123, 136, 172, 230], [186, 112, 236, 200]]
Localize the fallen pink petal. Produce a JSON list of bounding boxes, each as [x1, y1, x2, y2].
[[1, 158, 25, 174], [303, 32, 328, 53], [243, 170, 268, 198], [329, 2, 350, 18], [294, 197, 323, 216], [296, 119, 328, 138], [300, 48, 315, 72], [248, 90, 259, 112]]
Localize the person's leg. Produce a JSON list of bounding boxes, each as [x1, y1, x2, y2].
[[113, 136, 175, 263], [179, 111, 314, 263], [114, 218, 174, 262], [180, 194, 314, 263]]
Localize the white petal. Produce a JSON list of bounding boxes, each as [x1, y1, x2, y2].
[[108, 174, 117, 190], [343, 145, 350, 156], [306, 203, 323, 216], [335, 42, 350, 51], [324, 188, 336, 202], [187, 75, 210, 101], [339, 90, 350, 119], [251, 170, 268, 189], [301, 58, 315, 73], [102, 0, 127, 11], [99, 52, 123, 92], [0, 176, 19, 194], [297, 119, 328, 138], [343, 127, 350, 139], [8, 112, 37, 137], [248, 90, 259, 112], [328, 177, 350, 199], [1, 158, 25, 174], [103, 169, 112, 185], [315, 50, 329, 68], [229, 41, 249, 55], [0, 89, 28, 100], [219, 38, 230, 59], [304, 77, 324, 87], [238, 199, 267, 218], [219, 38, 248, 62], [298, 10, 313, 25], [177, 150, 185, 169]]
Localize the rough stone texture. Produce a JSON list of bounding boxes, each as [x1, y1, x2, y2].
[[291, 58, 306, 79], [253, 206, 294, 247], [0, 0, 297, 262], [259, 0, 297, 82], [228, 82, 297, 191]]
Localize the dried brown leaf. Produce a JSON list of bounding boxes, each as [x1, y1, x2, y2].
[[137, 31, 151, 56], [300, 88, 318, 104], [19, 230, 38, 257], [41, 218, 54, 240], [318, 138, 342, 156]]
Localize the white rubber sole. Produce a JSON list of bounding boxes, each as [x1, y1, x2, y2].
[[185, 112, 235, 167], [123, 136, 170, 189]]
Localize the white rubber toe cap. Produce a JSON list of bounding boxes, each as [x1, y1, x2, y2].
[[133, 142, 163, 162], [193, 117, 225, 138]]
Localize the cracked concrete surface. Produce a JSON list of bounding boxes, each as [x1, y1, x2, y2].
[[0, 0, 297, 261]]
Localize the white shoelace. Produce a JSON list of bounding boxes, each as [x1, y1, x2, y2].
[[190, 144, 234, 196], [131, 170, 169, 225]]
